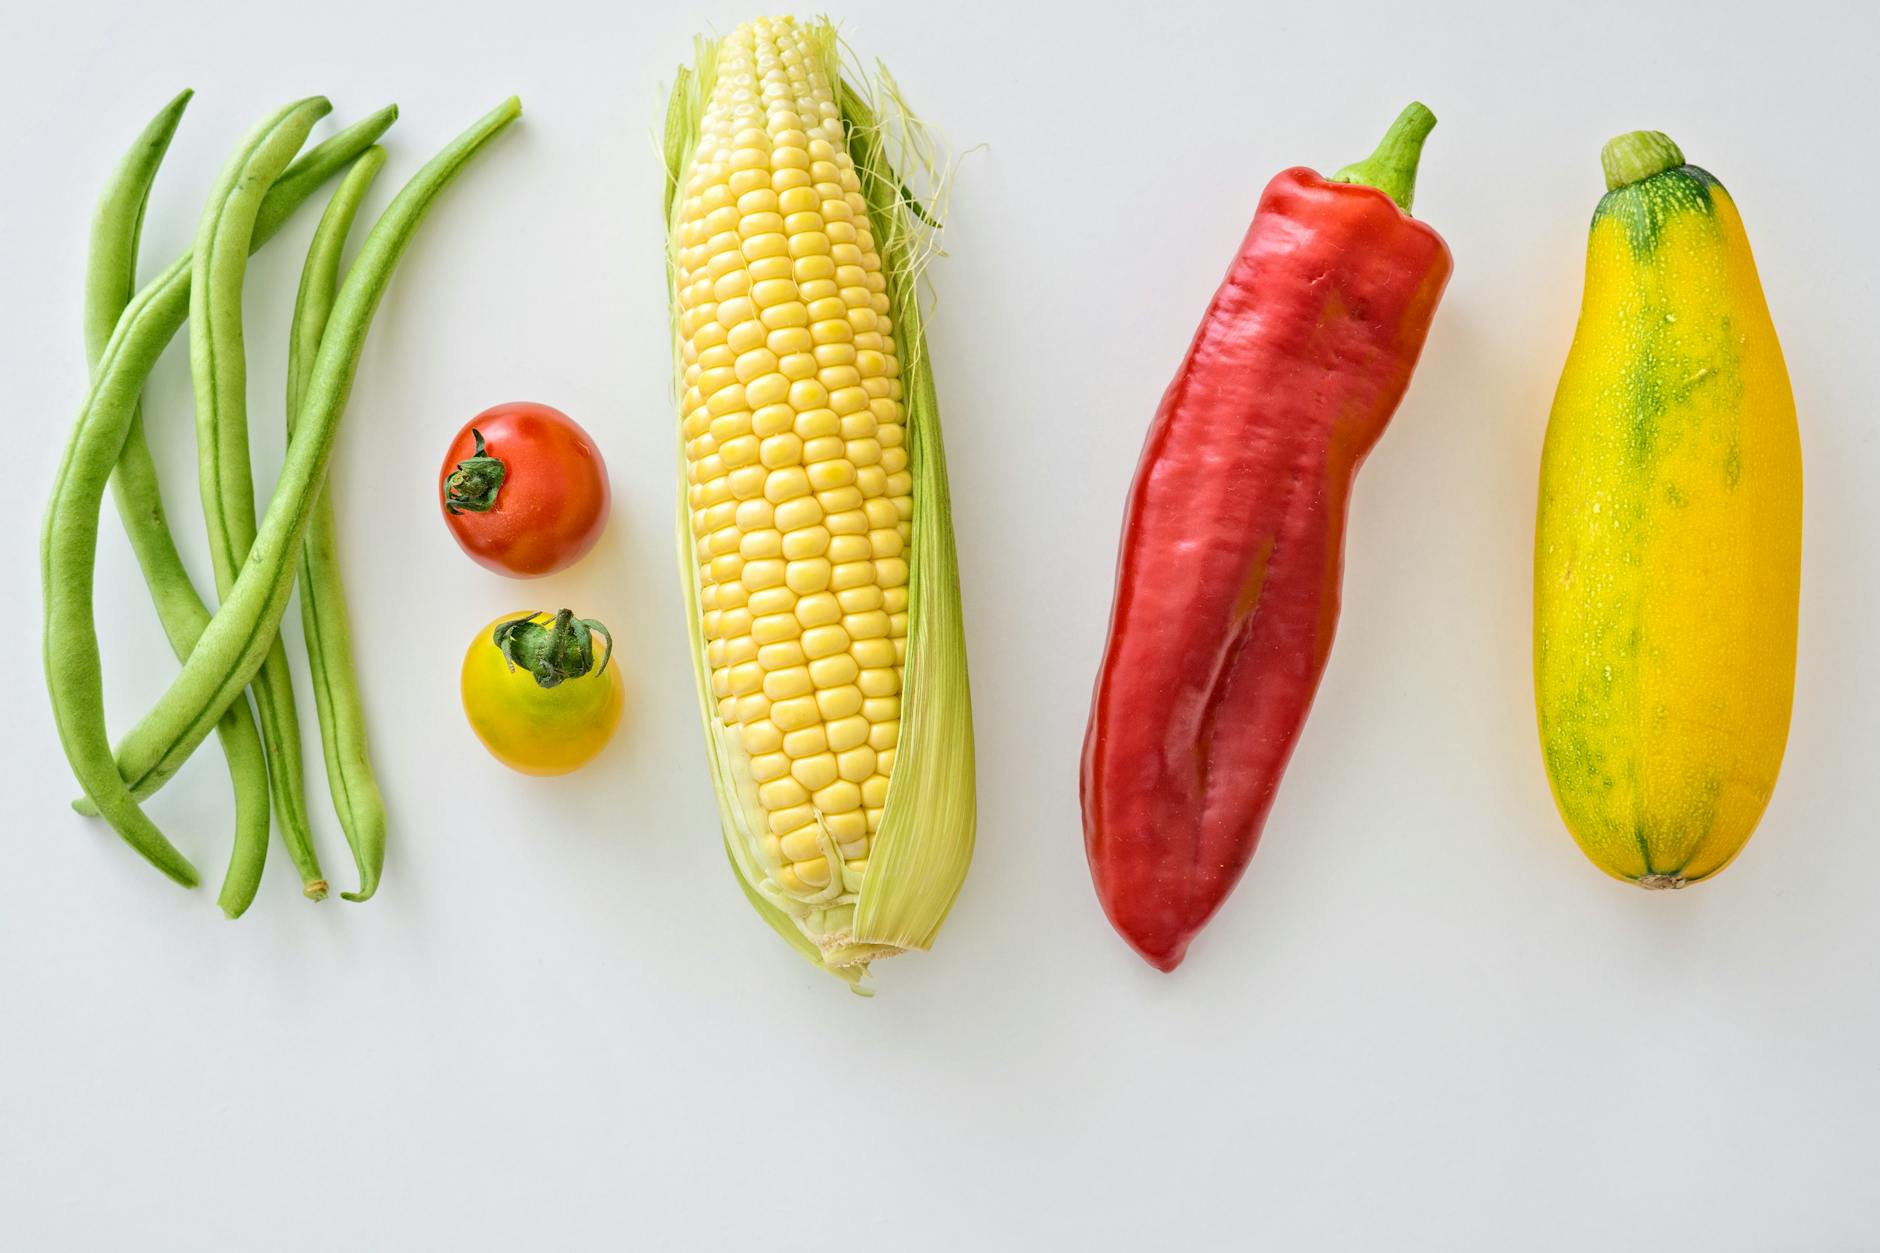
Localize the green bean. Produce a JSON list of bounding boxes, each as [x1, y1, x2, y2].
[[287, 147, 389, 902], [67, 100, 398, 844], [190, 103, 333, 901], [84, 89, 272, 915], [89, 98, 524, 811], [45, 97, 335, 883], [86, 90, 191, 348]]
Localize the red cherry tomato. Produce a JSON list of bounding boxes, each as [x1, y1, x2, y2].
[[440, 402, 609, 577]]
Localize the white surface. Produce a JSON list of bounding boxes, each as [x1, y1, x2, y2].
[[3, 0, 1877, 1247]]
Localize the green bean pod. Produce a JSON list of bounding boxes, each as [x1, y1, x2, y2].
[[46, 97, 336, 883], [190, 99, 332, 900], [91, 97, 523, 808], [288, 147, 389, 902], [53, 103, 397, 880], [84, 89, 272, 916]]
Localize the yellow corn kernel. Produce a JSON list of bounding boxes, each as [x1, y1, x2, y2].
[[813, 780, 862, 813], [768, 803, 815, 836], [783, 726, 827, 758], [801, 625, 849, 658], [794, 406, 838, 439], [749, 751, 791, 783], [770, 696, 820, 731], [808, 654, 858, 687], [802, 435, 844, 463], [827, 535, 871, 563], [836, 585, 881, 613], [768, 326, 813, 355], [837, 746, 875, 783], [764, 467, 811, 503], [747, 586, 795, 617], [795, 592, 840, 627], [727, 465, 767, 499], [763, 666, 813, 701], [791, 753, 839, 791], [746, 374, 790, 408], [785, 558, 832, 595], [739, 529, 782, 560], [825, 508, 867, 536], [830, 561, 873, 591], [727, 662, 763, 696], [807, 460, 856, 491], [781, 525, 830, 560], [773, 495, 823, 531], [824, 810, 867, 843], [741, 558, 786, 591], [816, 684, 863, 720], [759, 434, 803, 468], [743, 719, 783, 755], [779, 825, 823, 864], [825, 714, 869, 753], [750, 612, 801, 644], [758, 777, 808, 810], [753, 403, 796, 437]]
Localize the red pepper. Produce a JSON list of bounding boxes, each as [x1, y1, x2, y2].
[[1081, 104, 1453, 971]]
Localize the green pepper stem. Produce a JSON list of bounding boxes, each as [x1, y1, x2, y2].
[[1601, 130, 1685, 192], [1330, 102, 1437, 215]]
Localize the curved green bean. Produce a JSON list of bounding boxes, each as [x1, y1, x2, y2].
[[85, 89, 272, 915], [86, 90, 191, 342], [190, 103, 330, 900], [288, 147, 389, 902], [45, 96, 335, 883], [93, 97, 523, 808], [67, 101, 398, 846]]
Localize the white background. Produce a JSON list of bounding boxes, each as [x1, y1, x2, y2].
[[3, 0, 1876, 1247]]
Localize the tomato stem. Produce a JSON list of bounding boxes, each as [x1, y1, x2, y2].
[[492, 609, 614, 689], [444, 428, 506, 513]]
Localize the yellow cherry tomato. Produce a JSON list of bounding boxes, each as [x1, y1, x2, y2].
[[461, 610, 624, 775]]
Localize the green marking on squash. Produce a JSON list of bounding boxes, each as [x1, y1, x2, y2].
[[1592, 165, 1721, 253]]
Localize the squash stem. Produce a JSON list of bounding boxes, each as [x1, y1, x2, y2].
[[1602, 130, 1685, 191], [1330, 102, 1436, 215]]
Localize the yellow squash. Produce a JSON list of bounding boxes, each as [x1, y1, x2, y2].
[[1535, 131, 1801, 887]]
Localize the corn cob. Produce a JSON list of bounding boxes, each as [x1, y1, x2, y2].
[[663, 16, 974, 989]]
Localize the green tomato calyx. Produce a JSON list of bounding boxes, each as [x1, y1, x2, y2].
[[445, 428, 506, 513], [493, 610, 614, 689]]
